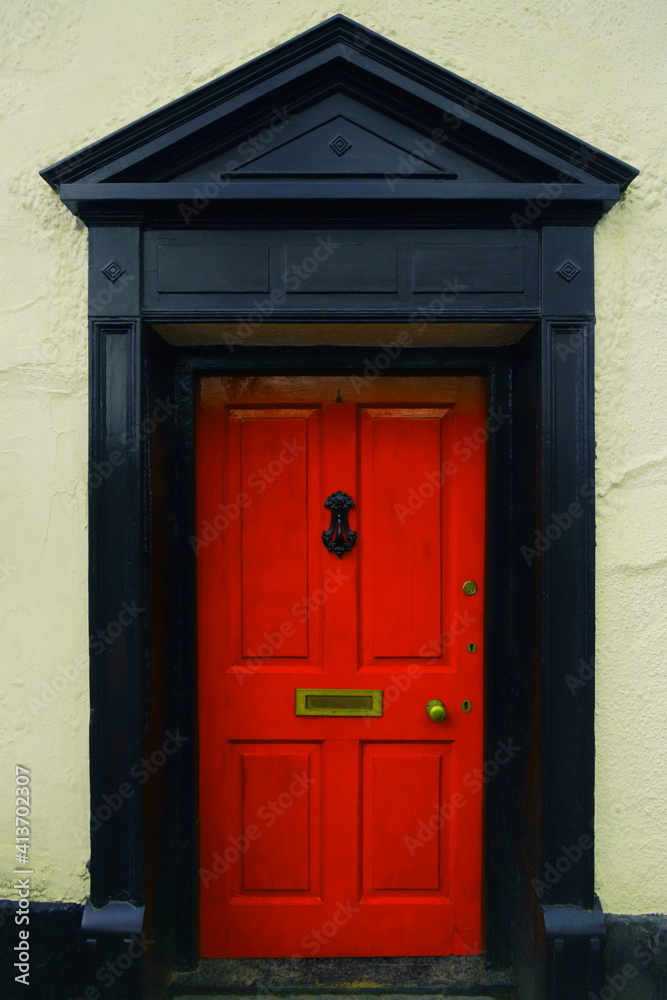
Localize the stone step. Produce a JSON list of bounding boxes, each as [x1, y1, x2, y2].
[[171, 995, 518, 1000], [167, 957, 517, 997]]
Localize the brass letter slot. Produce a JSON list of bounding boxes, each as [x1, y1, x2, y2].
[[295, 689, 383, 717]]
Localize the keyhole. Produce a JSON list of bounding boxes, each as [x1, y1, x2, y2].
[[461, 699, 473, 714]]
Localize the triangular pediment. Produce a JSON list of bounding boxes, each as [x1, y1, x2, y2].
[[41, 15, 637, 196], [173, 94, 505, 183]]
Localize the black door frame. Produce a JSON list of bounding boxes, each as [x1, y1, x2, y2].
[[84, 312, 598, 999]]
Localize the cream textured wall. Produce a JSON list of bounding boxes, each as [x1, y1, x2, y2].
[[0, 0, 665, 914]]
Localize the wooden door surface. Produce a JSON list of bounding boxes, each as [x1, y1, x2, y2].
[[197, 374, 486, 957]]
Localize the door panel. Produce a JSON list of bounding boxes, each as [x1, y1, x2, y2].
[[360, 407, 451, 664], [231, 407, 321, 673], [197, 375, 486, 957], [235, 411, 313, 660], [231, 743, 321, 895], [362, 743, 450, 894]]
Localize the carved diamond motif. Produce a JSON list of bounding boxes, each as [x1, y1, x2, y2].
[[329, 134, 352, 157], [556, 259, 581, 283], [101, 260, 125, 283]]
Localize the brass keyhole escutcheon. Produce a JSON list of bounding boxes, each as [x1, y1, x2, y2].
[[461, 699, 473, 714], [466, 642, 478, 653], [462, 580, 478, 596], [425, 699, 446, 722]]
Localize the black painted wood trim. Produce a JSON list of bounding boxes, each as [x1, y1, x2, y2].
[[60, 180, 622, 201], [85, 326, 600, 995], [538, 320, 596, 910], [59, 183, 621, 228], [76, 182, 619, 1000], [169, 363, 199, 971], [89, 319, 146, 905], [483, 361, 515, 965], [40, 16, 637, 191], [73, 204, 615, 228], [172, 344, 512, 371], [542, 900, 605, 1000]]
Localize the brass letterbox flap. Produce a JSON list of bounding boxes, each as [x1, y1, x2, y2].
[[295, 688, 383, 717]]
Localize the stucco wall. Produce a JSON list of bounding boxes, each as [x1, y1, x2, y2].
[[0, 0, 665, 915]]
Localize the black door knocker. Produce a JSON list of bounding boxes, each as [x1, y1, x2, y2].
[[322, 491, 357, 558]]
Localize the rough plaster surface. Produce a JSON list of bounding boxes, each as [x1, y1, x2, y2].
[[0, 1, 664, 913]]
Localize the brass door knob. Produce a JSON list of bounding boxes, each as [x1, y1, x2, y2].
[[425, 699, 446, 722]]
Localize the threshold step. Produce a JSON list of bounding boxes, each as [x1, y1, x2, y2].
[[171, 995, 517, 1000], [168, 957, 517, 996]]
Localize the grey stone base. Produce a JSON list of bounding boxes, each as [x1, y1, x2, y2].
[[603, 914, 667, 1000], [167, 957, 516, 997], [171, 995, 513, 1000]]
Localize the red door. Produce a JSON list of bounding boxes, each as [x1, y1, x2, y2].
[[197, 375, 486, 958]]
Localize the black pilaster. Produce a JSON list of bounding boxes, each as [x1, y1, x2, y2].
[[89, 316, 146, 906], [85, 307, 147, 996], [536, 316, 600, 1000], [539, 318, 595, 910]]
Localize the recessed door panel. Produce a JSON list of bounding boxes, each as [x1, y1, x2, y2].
[[234, 411, 312, 660], [362, 743, 450, 894], [361, 407, 452, 663], [232, 744, 320, 894]]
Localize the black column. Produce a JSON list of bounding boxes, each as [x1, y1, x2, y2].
[[89, 317, 145, 905], [84, 228, 146, 1000], [536, 226, 604, 1000]]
